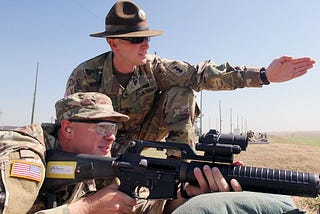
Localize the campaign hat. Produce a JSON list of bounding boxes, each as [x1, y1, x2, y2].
[[90, 0, 163, 38]]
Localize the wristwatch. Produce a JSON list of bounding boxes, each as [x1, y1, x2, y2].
[[259, 67, 270, 85]]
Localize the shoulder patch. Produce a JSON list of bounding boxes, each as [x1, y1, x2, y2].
[[10, 160, 44, 182], [167, 62, 188, 77]]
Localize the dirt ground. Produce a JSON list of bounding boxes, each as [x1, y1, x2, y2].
[[143, 132, 320, 213], [235, 134, 320, 214]]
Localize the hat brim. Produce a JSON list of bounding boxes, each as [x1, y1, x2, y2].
[[73, 110, 129, 123], [90, 30, 164, 38]]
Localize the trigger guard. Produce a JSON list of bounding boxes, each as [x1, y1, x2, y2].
[[135, 186, 150, 199]]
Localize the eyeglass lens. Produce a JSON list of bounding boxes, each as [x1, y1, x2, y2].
[[69, 119, 118, 136], [95, 122, 118, 136], [120, 37, 150, 44]]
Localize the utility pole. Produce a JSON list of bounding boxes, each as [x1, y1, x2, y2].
[[230, 108, 232, 134], [50, 115, 55, 123], [200, 91, 203, 135], [237, 113, 239, 130], [241, 116, 243, 134], [31, 62, 39, 124], [219, 100, 222, 133], [245, 119, 248, 133]]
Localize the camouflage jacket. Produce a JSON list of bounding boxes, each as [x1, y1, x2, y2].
[[0, 124, 46, 213], [0, 124, 115, 214], [65, 52, 264, 135]]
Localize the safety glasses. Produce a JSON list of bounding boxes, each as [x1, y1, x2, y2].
[[69, 119, 118, 136], [119, 37, 150, 44]]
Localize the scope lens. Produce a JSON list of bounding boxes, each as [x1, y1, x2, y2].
[[217, 134, 248, 151]]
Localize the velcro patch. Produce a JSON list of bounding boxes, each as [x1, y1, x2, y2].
[[46, 161, 76, 179], [167, 63, 187, 77], [10, 160, 43, 182]]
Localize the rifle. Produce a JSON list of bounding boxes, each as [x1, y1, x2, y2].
[[43, 129, 320, 204]]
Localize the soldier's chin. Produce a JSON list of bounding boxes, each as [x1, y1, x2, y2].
[[137, 55, 148, 65], [98, 146, 111, 156], [137, 59, 147, 66]]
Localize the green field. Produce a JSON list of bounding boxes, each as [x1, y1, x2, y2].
[[268, 131, 320, 146]]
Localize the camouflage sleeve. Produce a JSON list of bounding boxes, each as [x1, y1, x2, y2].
[[0, 124, 46, 213], [151, 56, 263, 92], [65, 67, 92, 97], [65, 53, 107, 97]]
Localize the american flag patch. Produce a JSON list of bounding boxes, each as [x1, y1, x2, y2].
[[10, 160, 43, 182]]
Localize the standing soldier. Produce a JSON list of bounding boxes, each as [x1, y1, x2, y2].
[[65, 0, 315, 157]]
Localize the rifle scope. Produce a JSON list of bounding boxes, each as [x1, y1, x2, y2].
[[198, 129, 248, 151]]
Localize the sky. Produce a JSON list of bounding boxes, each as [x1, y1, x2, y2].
[[0, 0, 319, 133]]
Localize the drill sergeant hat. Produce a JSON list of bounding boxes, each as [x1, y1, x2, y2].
[[90, 0, 163, 38], [55, 92, 129, 123]]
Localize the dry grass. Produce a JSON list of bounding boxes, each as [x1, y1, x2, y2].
[[235, 132, 320, 214]]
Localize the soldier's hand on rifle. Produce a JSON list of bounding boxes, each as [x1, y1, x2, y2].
[[68, 182, 137, 214], [184, 163, 243, 197]]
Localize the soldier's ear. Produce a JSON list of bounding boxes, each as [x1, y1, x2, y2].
[[59, 120, 73, 151], [107, 38, 117, 49], [60, 120, 72, 138]]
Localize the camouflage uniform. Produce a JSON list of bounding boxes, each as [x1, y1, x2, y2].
[[0, 93, 165, 213], [0, 124, 118, 214], [0, 124, 46, 214], [0, 124, 303, 214], [65, 52, 264, 156]]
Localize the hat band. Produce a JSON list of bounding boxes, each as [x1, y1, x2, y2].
[[105, 24, 149, 36]]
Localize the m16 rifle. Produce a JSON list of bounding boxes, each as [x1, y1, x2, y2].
[[43, 129, 320, 205]]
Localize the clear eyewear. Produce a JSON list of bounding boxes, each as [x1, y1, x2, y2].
[[95, 122, 118, 136], [69, 119, 118, 136]]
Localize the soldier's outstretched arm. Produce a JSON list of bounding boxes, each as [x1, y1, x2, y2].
[[266, 56, 315, 83]]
